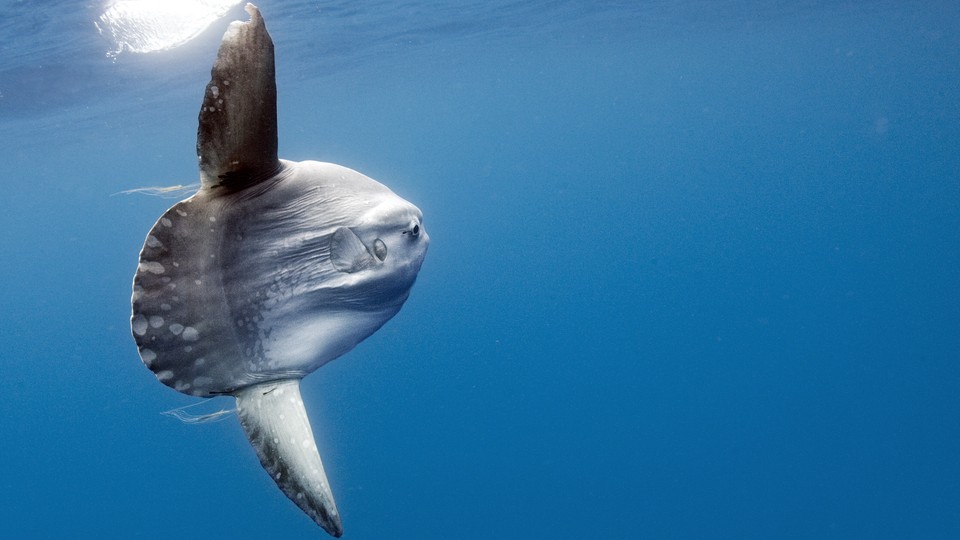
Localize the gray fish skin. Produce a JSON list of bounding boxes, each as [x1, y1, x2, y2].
[[130, 4, 428, 536]]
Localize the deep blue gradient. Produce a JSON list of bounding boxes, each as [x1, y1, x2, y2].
[[1, 1, 959, 538]]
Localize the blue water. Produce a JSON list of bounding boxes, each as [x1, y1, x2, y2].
[[2, 0, 959, 538]]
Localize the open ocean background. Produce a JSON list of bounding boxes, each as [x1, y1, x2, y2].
[[2, 0, 959, 538]]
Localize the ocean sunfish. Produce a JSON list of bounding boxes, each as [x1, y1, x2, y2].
[[130, 4, 429, 536]]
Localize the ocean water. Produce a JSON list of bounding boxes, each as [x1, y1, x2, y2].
[[2, 0, 959, 538]]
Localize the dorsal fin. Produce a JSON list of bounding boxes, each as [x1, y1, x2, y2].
[[197, 4, 279, 189]]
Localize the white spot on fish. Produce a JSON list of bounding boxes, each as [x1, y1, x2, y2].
[[209, 216, 217, 222], [156, 370, 174, 381], [176, 209, 188, 217], [194, 358, 205, 367], [193, 376, 213, 387], [139, 261, 165, 274], [161, 303, 171, 311], [148, 315, 164, 328], [170, 324, 184, 335], [161, 218, 172, 227], [145, 235, 163, 248], [132, 314, 148, 336], [140, 348, 157, 366], [210, 85, 219, 98], [182, 326, 199, 341], [174, 380, 192, 392], [195, 280, 202, 286]]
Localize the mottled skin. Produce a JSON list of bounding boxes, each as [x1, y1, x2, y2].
[[129, 5, 428, 536]]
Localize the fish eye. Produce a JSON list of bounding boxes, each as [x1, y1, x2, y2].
[[412, 224, 420, 236]]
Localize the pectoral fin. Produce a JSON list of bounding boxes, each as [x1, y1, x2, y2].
[[330, 226, 375, 273]]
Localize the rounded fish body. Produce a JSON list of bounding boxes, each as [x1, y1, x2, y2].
[[131, 160, 428, 397]]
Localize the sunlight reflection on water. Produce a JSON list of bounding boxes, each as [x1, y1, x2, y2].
[[96, 0, 241, 56]]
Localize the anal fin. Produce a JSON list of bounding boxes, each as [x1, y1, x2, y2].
[[234, 380, 343, 537]]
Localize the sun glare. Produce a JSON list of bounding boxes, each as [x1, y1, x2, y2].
[[96, 0, 242, 56]]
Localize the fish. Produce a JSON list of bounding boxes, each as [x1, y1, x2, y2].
[[130, 4, 429, 536]]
